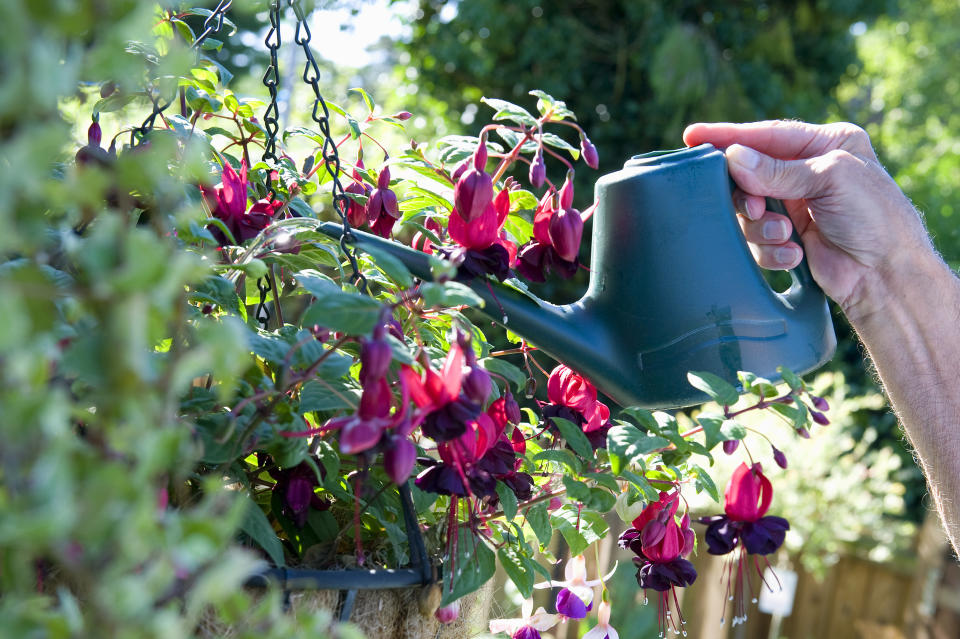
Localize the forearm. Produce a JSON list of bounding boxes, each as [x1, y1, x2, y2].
[[845, 245, 960, 551]]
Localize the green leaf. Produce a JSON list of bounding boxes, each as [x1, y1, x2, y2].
[[532, 449, 583, 473], [419, 281, 485, 309], [441, 531, 496, 605], [687, 371, 740, 406], [583, 472, 620, 492], [360, 244, 414, 288], [480, 357, 526, 392], [299, 379, 359, 413], [551, 417, 594, 461], [738, 371, 778, 399], [619, 406, 661, 433], [698, 414, 725, 451], [296, 270, 383, 335], [720, 419, 747, 440], [529, 90, 576, 120], [692, 464, 720, 503], [540, 132, 580, 160], [481, 97, 538, 126], [606, 424, 670, 474], [287, 197, 314, 218], [551, 507, 608, 556], [526, 502, 552, 546], [562, 476, 591, 502], [777, 365, 805, 391], [498, 545, 535, 598], [240, 494, 285, 567], [496, 482, 519, 521], [349, 87, 376, 114]]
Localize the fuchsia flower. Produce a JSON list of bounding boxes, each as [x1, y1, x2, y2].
[[580, 134, 599, 170], [582, 600, 619, 639], [344, 159, 372, 228], [516, 181, 582, 282], [367, 165, 400, 238], [543, 365, 611, 449], [446, 186, 517, 281], [618, 491, 697, 636], [402, 343, 480, 443], [698, 463, 790, 626], [532, 555, 617, 619], [489, 599, 558, 639], [454, 143, 493, 223], [529, 150, 546, 188], [200, 160, 282, 245], [435, 600, 460, 624]]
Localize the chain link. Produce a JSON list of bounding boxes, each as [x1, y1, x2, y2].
[[260, 1, 368, 295], [256, 277, 272, 329]]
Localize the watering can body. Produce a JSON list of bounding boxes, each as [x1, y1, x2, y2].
[[319, 143, 836, 409]]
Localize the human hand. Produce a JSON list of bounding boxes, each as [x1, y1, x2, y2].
[[682, 120, 932, 316]]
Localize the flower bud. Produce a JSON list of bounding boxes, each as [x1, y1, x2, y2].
[[548, 497, 563, 510], [548, 206, 584, 262], [100, 81, 117, 98], [529, 150, 546, 188], [345, 174, 370, 227], [434, 600, 460, 624], [393, 111, 413, 121], [810, 395, 829, 411], [473, 142, 488, 171], [797, 427, 811, 439], [462, 366, 492, 405], [454, 165, 494, 223], [384, 435, 417, 484], [810, 410, 830, 426], [722, 439, 739, 455], [510, 425, 526, 454], [524, 377, 537, 398], [310, 324, 330, 342], [641, 519, 666, 548], [772, 446, 788, 469], [360, 337, 392, 382], [340, 418, 383, 455], [451, 157, 470, 182], [504, 392, 521, 424], [559, 172, 575, 209], [377, 165, 391, 189], [580, 134, 599, 169], [88, 120, 102, 148]]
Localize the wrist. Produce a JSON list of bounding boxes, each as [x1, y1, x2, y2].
[[842, 242, 949, 328]]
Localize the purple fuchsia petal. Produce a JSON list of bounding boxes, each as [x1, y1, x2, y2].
[[555, 588, 588, 619], [548, 207, 584, 262], [513, 626, 542, 639], [669, 557, 698, 587], [702, 515, 740, 555], [741, 516, 790, 555], [422, 397, 478, 442], [414, 463, 468, 496], [462, 366, 493, 404], [384, 435, 417, 484], [516, 241, 548, 282]]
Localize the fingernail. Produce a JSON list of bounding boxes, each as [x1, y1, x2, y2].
[[763, 220, 788, 240], [775, 247, 801, 265], [727, 145, 760, 170]]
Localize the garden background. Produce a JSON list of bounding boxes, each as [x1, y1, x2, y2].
[[3, 0, 960, 638]]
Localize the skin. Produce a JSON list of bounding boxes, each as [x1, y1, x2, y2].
[[683, 120, 960, 554]]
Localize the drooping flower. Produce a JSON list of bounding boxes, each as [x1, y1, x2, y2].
[[200, 160, 282, 245], [582, 600, 619, 639], [544, 365, 611, 445], [435, 600, 460, 624], [367, 164, 400, 237], [268, 460, 330, 528], [529, 150, 546, 188], [383, 432, 417, 484], [454, 143, 494, 223], [532, 555, 617, 620], [401, 344, 480, 443], [489, 599, 558, 639], [516, 188, 581, 282], [580, 134, 599, 170], [618, 491, 697, 637], [344, 160, 372, 228], [698, 463, 790, 626], [445, 185, 517, 280]]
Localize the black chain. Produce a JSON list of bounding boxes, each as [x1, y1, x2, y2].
[[256, 277, 272, 329], [130, 2, 233, 147], [262, 0, 282, 167], [260, 1, 368, 295]]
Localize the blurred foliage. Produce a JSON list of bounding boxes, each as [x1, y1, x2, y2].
[[838, 0, 960, 265], [399, 0, 895, 178], [0, 1, 345, 636]]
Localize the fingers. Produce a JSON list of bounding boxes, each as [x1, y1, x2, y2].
[[683, 120, 876, 161], [750, 243, 803, 270], [739, 210, 793, 245], [732, 189, 766, 221], [725, 144, 825, 201]]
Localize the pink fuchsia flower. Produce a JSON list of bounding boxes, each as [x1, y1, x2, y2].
[[200, 160, 282, 245], [401, 344, 480, 442], [334, 376, 394, 454], [435, 600, 460, 624], [618, 491, 697, 637], [529, 149, 546, 188], [367, 165, 400, 237], [532, 555, 617, 619], [454, 143, 494, 223], [698, 463, 790, 627], [344, 160, 371, 228], [582, 600, 619, 639], [489, 599, 558, 639], [546, 365, 610, 433], [549, 205, 584, 262]]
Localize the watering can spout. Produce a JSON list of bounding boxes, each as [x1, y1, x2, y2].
[[317, 143, 835, 409]]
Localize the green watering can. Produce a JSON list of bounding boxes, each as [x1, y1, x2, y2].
[[318, 143, 836, 408]]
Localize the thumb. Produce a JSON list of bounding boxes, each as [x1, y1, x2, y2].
[[726, 144, 822, 200]]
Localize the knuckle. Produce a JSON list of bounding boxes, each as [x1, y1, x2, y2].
[[829, 122, 873, 152]]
